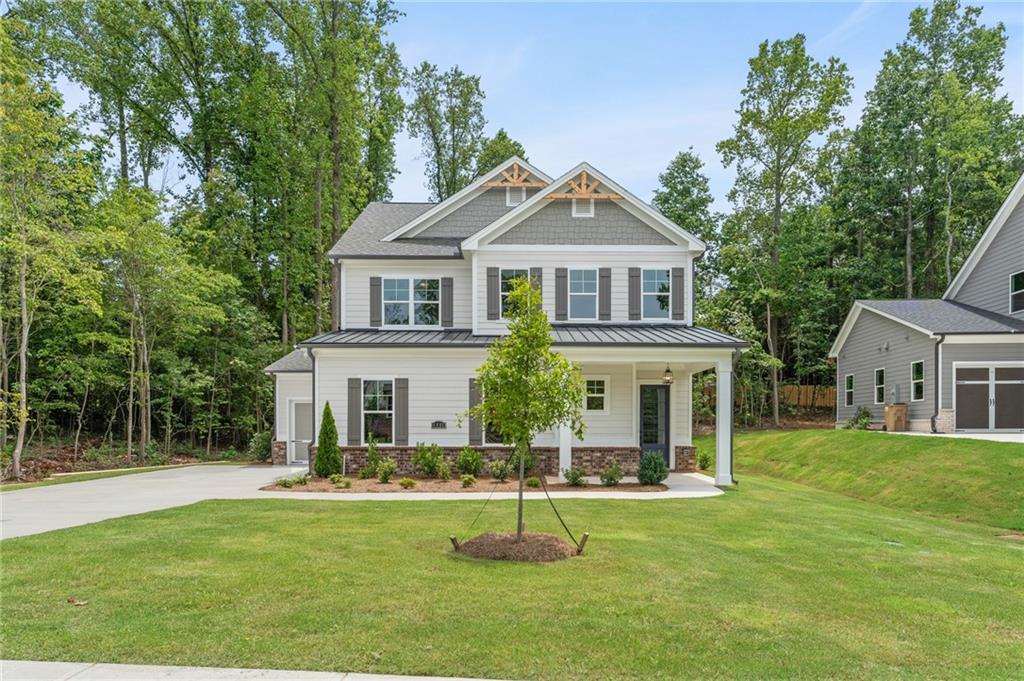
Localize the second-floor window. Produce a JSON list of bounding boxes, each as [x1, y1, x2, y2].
[[383, 278, 439, 326], [500, 268, 529, 318], [642, 269, 671, 319], [1011, 271, 1024, 314], [569, 269, 598, 320]]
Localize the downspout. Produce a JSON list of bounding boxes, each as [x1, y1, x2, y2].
[[930, 334, 945, 433], [309, 349, 317, 476]]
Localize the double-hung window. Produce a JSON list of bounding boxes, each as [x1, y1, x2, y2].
[[1011, 271, 1024, 314], [874, 368, 886, 405], [500, 268, 529, 318], [642, 269, 671, 319], [584, 378, 608, 413], [844, 374, 854, 407], [383, 277, 439, 326], [569, 269, 598, 320], [911, 361, 924, 401], [363, 380, 393, 444]]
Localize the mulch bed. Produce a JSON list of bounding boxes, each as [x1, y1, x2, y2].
[[262, 476, 668, 493], [458, 532, 577, 562]]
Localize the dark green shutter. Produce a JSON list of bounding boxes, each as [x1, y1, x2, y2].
[[671, 267, 685, 321], [628, 268, 641, 320], [394, 378, 408, 445], [486, 268, 500, 320], [598, 268, 611, 320], [555, 268, 568, 321], [440, 278, 454, 328], [347, 378, 361, 445], [468, 378, 482, 445], [369, 277, 382, 327]]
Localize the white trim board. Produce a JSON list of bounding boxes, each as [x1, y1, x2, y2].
[[829, 302, 933, 357], [944, 172, 1024, 299], [381, 156, 551, 242]]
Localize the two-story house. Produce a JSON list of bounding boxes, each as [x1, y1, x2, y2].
[[264, 158, 748, 485], [830, 173, 1024, 433]]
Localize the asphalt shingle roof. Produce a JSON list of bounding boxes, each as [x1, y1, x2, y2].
[[263, 349, 312, 373], [328, 202, 465, 259], [299, 324, 748, 348], [859, 299, 1024, 334]]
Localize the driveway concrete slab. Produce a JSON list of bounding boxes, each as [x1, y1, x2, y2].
[[887, 430, 1024, 444]]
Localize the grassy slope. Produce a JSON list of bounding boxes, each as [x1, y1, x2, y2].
[[693, 429, 1024, 530], [3, 481, 1023, 679], [0, 463, 243, 492]]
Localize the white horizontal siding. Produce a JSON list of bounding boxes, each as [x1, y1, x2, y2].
[[473, 250, 693, 334], [274, 373, 311, 442], [342, 259, 472, 329]]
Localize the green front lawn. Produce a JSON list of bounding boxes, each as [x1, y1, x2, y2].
[[3, 477, 1022, 679], [694, 429, 1024, 530]]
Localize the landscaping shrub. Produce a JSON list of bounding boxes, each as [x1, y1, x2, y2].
[[277, 473, 309, 488], [377, 458, 397, 483], [697, 450, 712, 470], [247, 430, 272, 462], [456, 446, 484, 476], [412, 442, 445, 477], [525, 476, 540, 488], [314, 403, 342, 478], [638, 452, 669, 485], [563, 466, 587, 487], [332, 476, 352, 489], [221, 447, 240, 460], [436, 460, 452, 481], [398, 477, 416, 489], [507, 446, 537, 474], [366, 434, 382, 469], [489, 459, 511, 481], [845, 406, 872, 430], [461, 474, 476, 488], [599, 461, 622, 486]]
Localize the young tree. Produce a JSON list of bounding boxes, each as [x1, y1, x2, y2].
[[407, 62, 486, 200], [314, 402, 341, 478], [716, 33, 851, 426], [475, 128, 527, 177], [465, 277, 585, 542]]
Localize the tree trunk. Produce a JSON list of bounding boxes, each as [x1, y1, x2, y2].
[[313, 161, 324, 331], [0, 296, 8, 452], [281, 251, 289, 345], [769, 188, 781, 428], [923, 212, 937, 296], [117, 100, 129, 181], [11, 224, 29, 479], [206, 340, 218, 458], [127, 315, 135, 462], [944, 174, 955, 286], [74, 382, 89, 463], [904, 182, 914, 299], [516, 443, 527, 542]]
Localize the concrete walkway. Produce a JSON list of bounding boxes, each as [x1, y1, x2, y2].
[[1, 464, 720, 540], [1, 660, 498, 681], [886, 430, 1024, 444]]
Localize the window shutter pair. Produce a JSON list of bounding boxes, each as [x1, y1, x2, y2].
[[369, 276, 453, 328], [486, 268, 543, 319], [346, 377, 409, 446], [555, 268, 611, 321], [626, 267, 685, 320]]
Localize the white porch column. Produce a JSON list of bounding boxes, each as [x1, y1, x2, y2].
[[715, 359, 734, 486], [557, 423, 572, 481]]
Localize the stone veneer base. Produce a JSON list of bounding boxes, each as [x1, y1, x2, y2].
[[271, 440, 287, 466], [305, 444, 698, 476]]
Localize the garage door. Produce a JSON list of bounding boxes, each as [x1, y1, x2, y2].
[[955, 365, 1024, 431]]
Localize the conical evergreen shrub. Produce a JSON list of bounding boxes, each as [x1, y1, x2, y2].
[[314, 403, 342, 478]]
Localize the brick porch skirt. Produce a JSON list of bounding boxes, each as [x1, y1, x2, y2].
[[306, 444, 698, 476]]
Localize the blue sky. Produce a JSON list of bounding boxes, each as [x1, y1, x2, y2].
[[387, 1, 1023, 210]]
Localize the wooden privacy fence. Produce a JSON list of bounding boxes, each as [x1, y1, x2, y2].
[[701, 384, 836, 409]]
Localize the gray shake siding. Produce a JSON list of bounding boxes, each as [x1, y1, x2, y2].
[[940, 342, 1024, 409], [835, 309, 935, 424], [492, 200, 674, 245], [419, 188, 538, 238], [951, 198, 1024, 316]]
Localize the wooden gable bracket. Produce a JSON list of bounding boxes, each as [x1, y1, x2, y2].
[[482, 162, 548, 188], [546, 171, 623, 200]]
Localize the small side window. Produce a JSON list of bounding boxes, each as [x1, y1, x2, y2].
[[506, 186, 526, 207], [844, 374, 854, 407], [911, 361, 924, 402], [571, 198, 594, 218], [1010, 271, 1024, 314], [874, 368, 885, 405]]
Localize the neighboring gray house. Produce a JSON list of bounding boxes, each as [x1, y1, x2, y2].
[[829, 173, 1024, 433], [264, 158, 748, 484]]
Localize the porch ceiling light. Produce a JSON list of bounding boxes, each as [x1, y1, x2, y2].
[[662, 364, 675, 385]]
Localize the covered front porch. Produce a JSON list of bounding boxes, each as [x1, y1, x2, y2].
[[559, 346, 738, 486]]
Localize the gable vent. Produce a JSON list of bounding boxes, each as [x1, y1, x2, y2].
[[572, 198, 594, 218]]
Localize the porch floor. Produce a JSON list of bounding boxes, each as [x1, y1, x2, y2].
[[261, 471, 723, 501]]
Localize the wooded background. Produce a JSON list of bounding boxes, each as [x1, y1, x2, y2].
[[1, 1, 1021, 475]]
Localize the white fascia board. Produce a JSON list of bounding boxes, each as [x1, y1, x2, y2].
[[944, 171, 1024, 299], [461, 162, 707, 253], [941, 333, 1024, 344], [380, 156, 551, 242], [828, 302, 935, 358]]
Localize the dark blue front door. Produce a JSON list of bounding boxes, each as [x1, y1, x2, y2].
[[639, 384, 670, 465]]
